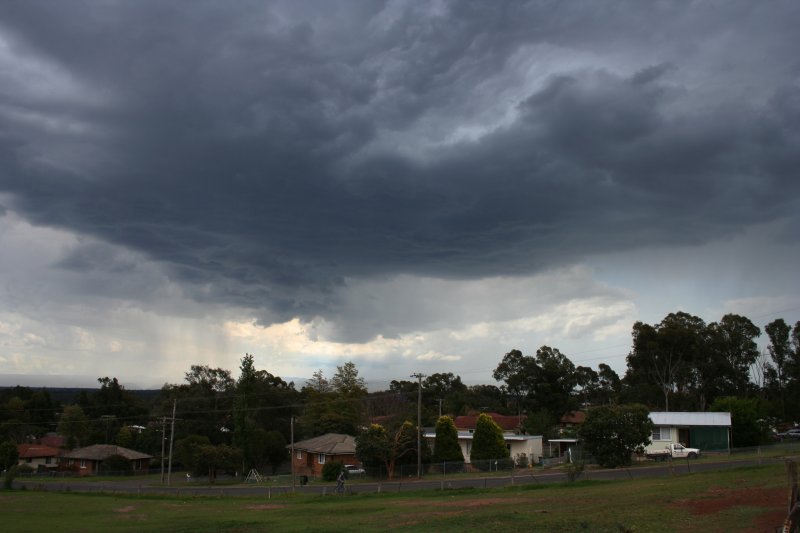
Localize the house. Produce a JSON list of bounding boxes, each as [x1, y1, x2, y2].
[[426, 413, 542, 466], [17, 444, 62, 472], [646, 412, 732, 453], [289, 433, 361, 478], [59, 445, 153, 476]]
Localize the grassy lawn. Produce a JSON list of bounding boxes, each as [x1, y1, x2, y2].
[[2, 463, 789, 532]]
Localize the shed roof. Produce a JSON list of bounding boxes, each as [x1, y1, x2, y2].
[[290, 433, 356, 455], [61, 444, 152, 461], [650, 412, 731, 427]]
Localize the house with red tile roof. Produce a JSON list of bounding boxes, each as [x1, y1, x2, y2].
[[453, 412, 525, 434], [17, 444, 62, 472], [427, 413, 542, 466]]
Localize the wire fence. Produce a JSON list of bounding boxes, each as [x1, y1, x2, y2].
[[11, 440, 800, 497]]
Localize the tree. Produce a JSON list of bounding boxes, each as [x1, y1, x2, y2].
[[194, 444, 242, 484], [705, 315, 761, 399], [0, 440, 19, 471], [331, 361, 367, 397], [355, 422, 417, 479], [247, 429, 287, 474], [470, 413, 509, 466], [161, 365, 236, 443], [175, 434, 212, 476], [301, 363, 366, 437], [623, 313, 706, 411], [432, 416, 463, 463], [424, 373, 468, 417], [493, 346, 578, 429], [115, 426, 135, 449], [305, 370, 331, 394], [766, 318, 791, 417], [57, 405, 89, 449], [595, 363, 621, 405], [709, 397, 764, 447], [579, 404, 653, 468]]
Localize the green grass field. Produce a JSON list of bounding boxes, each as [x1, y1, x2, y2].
[[1, 464, 789, 532]]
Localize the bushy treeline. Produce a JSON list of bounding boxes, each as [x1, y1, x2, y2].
[[1, 312, 797, 473]]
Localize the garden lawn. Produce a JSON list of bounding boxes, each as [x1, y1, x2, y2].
[[1, 464, 788, 532]]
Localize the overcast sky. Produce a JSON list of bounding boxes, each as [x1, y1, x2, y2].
[[1, 1, 798, 390]]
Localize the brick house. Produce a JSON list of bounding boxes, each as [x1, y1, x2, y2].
[[59, 444, 152, 476], [289, 433, 360, 478]]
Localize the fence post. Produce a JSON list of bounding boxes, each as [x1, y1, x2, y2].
[[784, 459, 799, 532]]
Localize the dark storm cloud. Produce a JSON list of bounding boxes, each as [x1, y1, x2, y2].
[[0, 0, 798, 324]]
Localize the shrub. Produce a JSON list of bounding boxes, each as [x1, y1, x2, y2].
[[100, 454, 133, 475], [15, 464, 35, 475], [432, 416, 464, 463], [470, 413, 510, 464], [3, 465, 18, 490], [322, 460, 343, 482]]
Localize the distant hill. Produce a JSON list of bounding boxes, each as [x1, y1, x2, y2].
[[0, 386, 162, 405]]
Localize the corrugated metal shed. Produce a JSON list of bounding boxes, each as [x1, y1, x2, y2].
[[650, 412, 731, 427]]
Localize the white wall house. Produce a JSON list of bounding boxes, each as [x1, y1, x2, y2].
[[647, 412, 732, 453], [424, 430, 543, 465]]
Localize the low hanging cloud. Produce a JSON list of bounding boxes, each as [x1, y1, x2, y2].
[[0, 2, 798, 383]]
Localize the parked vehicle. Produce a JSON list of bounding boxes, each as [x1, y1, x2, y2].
[[778, 429, 800, 440], [645, 443, 700, 461], [343, 464, 365, 476]]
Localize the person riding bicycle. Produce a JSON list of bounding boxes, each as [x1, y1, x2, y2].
[[336, 469, 346, 493]]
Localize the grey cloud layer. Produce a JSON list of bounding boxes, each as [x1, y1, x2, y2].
[[1, 1, 798, 328]]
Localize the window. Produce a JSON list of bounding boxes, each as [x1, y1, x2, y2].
[[652, 427, 670, 441], [68, 459, 74, 467], [318, 453, 326, 465], [45, 457, 52, 465], [296, 450, 302, 460], [80, 459, 87, 468]]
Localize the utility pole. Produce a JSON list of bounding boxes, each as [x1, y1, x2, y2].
[[290, 416, 295, 494], [437, 398, 444, 418], [167, 398, 177, 486], [160, 416, 166, 483], [411, 372, 426, 478]]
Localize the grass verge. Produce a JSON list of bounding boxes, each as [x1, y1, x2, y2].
[[2, 463, 788, 532]]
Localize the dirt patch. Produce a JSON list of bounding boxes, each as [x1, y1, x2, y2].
[[399, 496, 528, 508], [674, 485, 783, 515], [243, 504, 288, 510], [671, 484, 786, 531], [114, 505, 137, 513]]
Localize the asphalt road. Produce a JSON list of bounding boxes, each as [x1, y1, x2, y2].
[[13, 456, 782, 498]]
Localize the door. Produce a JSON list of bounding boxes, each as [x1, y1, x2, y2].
[[678, 427, 690, 446]]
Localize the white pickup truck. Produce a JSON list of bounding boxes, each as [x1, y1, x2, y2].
[[645, 443, 700, 461]]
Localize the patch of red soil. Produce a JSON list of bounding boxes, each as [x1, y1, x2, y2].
[[671, 485, 786, 531], [243, 504, 288, 510], [676, 486, 783, 515]]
